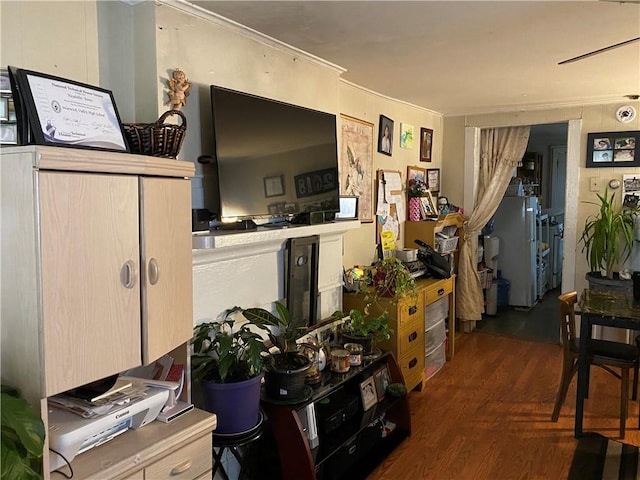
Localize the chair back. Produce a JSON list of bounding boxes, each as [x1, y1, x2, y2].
[[558, 291, 578, 352]]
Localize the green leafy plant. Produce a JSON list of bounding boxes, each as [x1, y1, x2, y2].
[[580, 189, 635, 279], [369, 256, 418, 300], [241, 301, 308, 356], [191, 308, 270, 384], [1, 385, 45, 480], [334, 308, 393, 343]]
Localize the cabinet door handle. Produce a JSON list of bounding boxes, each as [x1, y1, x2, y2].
[[408, 357, 418, 369], [408, 305, 418, 315], [408, 331, 418, 342], [170, 459, 192, 475], [148, 258, 160, 285], [120, 260, 136, 289], [437, 288, 445, 296]]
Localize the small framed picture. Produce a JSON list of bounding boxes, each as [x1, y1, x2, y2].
[[427, 168, 440, 193], [407, 165, 427, 189], [0, 123, 17, 145], [377, 114, 394, 156], [360, 376, 378, 411], [373, 365, 391, 400], [420, 191, 437, 219], [586, 131, 639, 168], [264, 175, 284, 197], [0, 97, 7, 121], [400, 123, 414, 149], [420, 127, 433, 162]]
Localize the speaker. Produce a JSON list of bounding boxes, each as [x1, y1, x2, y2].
[[285, 235, 319, 326]]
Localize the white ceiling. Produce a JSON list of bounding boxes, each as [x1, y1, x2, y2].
[[192, 0, 640, 116]]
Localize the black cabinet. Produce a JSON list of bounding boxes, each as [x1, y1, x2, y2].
[[261, 351, 411, 480]]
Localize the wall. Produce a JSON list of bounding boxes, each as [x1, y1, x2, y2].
[[0, 1, 442, 326], [442, 102, 640, 299]]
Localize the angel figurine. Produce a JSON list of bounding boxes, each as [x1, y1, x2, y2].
[[166, 69, 191, 110]]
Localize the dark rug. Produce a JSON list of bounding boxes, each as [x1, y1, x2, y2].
[[569, 432, 640, 480]]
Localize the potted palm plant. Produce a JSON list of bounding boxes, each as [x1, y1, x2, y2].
[[241, 302, 311, 401], [580, 189, 635, 291], [191, 309, 269, 434]]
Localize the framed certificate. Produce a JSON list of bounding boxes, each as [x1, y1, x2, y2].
[[11, 67, 129, 152]]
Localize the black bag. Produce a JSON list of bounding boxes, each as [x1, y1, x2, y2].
[[415, 240, 451, 279]]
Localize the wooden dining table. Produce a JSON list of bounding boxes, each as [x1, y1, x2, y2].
[[575, 288, 640, 437]]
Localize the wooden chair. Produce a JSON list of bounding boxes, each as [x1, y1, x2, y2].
[[551, 291, 639, 437]]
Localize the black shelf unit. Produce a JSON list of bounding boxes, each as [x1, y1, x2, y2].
[[261, 351, 411, 480]]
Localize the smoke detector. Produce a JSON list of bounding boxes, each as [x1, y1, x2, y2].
[[616, 105, 636, 123]]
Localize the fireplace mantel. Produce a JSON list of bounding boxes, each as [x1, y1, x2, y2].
[[191, 221, 360, 325]]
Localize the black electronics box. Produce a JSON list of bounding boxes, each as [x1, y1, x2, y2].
[[315, 390, 359, 435]]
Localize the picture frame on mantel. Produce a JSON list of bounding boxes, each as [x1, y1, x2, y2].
[[586, 130, 639, 168]]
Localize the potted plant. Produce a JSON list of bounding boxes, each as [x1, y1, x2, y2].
[[242, 302, 311, 401], [334, 307, 393, 355], [580, 189, 635, 291], [191, 309, 269, 434], [337, 257, 416, 354], [1, 385, 45, 480]]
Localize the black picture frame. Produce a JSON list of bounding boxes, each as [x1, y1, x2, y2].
[[586, 130, 639, 168], [377, 114, 394, 156], [335, 195, 359, 220], [10, 66, 129, 153]]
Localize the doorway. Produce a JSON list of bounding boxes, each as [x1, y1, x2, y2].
[[476, 122, 569, 343]]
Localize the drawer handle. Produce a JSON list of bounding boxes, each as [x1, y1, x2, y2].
[[437, 288, 445, 296], [408, 331, 418, 342], [408, 357, 418, 369], [170, 459, 192, 475], [408, 305, 418, 315]]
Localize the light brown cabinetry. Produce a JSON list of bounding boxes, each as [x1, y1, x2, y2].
[[0, 146, 213, 478], [343, 276, 456, 392], [404, 212, 464, 273]]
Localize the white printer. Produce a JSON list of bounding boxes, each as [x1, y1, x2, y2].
[[47, 387, 169, 472]]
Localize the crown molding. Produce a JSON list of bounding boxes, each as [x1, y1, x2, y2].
[[156, 0, 347, 75]]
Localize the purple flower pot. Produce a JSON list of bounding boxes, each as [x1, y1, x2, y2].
[[201, 373, 263, 434]]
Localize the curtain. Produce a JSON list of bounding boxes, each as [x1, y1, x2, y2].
[[457, 126, 531, 322]]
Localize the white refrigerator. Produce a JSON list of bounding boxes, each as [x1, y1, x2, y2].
[[491, 196, 538, 308]]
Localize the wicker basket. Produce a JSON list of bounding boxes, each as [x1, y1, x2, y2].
[[122, 110, 187, 159]]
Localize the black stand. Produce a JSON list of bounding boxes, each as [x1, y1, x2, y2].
[[212, 414, 265, 480]]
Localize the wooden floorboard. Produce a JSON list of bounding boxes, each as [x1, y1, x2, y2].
[[368, 331, 640, 479]]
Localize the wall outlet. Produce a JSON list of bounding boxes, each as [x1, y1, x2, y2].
[[590, 177, 601, 191]]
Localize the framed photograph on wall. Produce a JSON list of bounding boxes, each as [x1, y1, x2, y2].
[[360, 376, 378, 411], [420, 127, 433, 162], [340, 114, 374, 222], [427, 168, 440, 193], [400, 123, 414, 149], [586, 130, 639, 168], [377, 114, 394, 156]]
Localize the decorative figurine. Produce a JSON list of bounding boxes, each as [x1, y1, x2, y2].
[[165, 69, 191, 110]]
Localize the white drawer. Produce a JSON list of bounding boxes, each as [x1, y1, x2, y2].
[[425, 318, 446, 355]]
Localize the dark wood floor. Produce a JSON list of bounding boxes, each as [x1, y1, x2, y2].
[[368, 331, 640, 479]]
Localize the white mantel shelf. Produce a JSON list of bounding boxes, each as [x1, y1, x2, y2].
[[192, 220, 360, 250], [191, 220, 360, 323]]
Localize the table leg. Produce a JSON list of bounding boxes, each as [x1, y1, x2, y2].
[[575, 314, 591, 438]]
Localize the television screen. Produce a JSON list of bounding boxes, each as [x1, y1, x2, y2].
[[209, 86, 340, 222]]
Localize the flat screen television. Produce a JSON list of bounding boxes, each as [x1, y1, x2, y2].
[[208, 85, 340, 223]]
